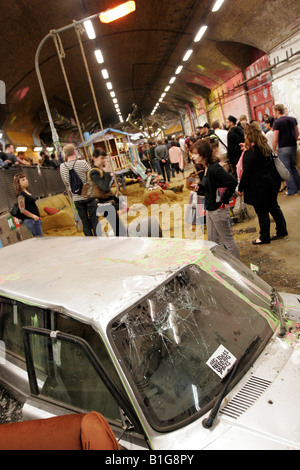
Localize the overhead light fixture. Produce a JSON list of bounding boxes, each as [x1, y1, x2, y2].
[[194, 25, 207, 42], [110, 91, 116, 98], [101, 69, 109, 79], [175, 65, 183, 74], [84, 20, 96, 39], [99, 1, 136, 24], [169, 76, 176, 84], [159, 98, 163, 102], [164, 86, 170, 92], [106, 82, 113, 90], [16, 147, 28, 152], [161, 93, 166, 98], [183, 49, 193, 61], [94, 49, 104, 63], [34, 147, 42, 152], [212, 0, 225, 12], [113, 98, 118, 104]]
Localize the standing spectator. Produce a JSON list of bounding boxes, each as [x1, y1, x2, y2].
[[149, 141, 161, 174], [238, 114, 248, 130], [212, 120, 228, 161], [272, 104, 300, 196], [260, 114, 269, 133], [13, 172, 43, 237], [169, 141, 184, 178], [0, 142, 11, 168], [50, 153, 60, 168], [155, 139, 171, 182], [60, 144, 99, 236], [191, 140, 239, 259], [17, 152, 31, 166], [238, 123, 287, 244], [89, 149, 127, 237], [265, 116, 275, 149], [226, 115, 244, 176], [5, 144, 19, 165], [202, 123, 214, 138]]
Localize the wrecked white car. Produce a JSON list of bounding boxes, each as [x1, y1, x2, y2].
[[0, 237, 299, 450]]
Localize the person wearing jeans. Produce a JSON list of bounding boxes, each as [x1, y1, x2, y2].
[[60, 144, 99, 236], [273, 104, 300, 196], [277, 146, 300, 195], [13, 172, 44, 237], [74, 199, 99, 237]]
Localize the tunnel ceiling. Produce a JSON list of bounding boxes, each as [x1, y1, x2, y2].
[[1, 0, 299, 144]]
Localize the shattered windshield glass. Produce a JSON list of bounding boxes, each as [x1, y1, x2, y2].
[[110, 261, 274, 431]]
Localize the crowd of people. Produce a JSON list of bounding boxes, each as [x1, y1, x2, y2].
[[137, 103, 299, 256], [7, 103, 299, 250], [0, 144, 60, 169]]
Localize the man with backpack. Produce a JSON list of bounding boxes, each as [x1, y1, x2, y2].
[[60, 144, 99, 236]]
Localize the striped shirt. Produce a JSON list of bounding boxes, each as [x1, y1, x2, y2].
[[60, 158, 92, 201]]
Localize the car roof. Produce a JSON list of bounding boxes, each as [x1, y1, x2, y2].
[[0, 237, 215, 332]]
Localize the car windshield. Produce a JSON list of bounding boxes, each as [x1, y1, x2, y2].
[[109, 252, 276, 432]]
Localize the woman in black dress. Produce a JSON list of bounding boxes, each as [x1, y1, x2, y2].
[[238, 123, 288, 245]]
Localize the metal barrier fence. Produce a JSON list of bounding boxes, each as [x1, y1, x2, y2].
[[0, 167, 65, 214]]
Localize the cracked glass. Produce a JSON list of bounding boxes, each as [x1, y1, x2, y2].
[[110, 258, 274, 431]]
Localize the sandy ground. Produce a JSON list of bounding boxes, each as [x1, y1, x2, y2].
[[40, 168, 300, 295], [112, 172, 300, 295]]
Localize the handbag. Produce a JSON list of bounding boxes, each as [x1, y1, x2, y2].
[[186, 168, 204, 190], [10, 202, 25, 220], [271, 153, 290, 182], [81, 168, 112, 200]]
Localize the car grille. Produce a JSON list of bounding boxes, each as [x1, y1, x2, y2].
[[220, 376, 271, 419]]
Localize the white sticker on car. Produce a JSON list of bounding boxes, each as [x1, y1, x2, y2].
[[206, 345, 237, 379]]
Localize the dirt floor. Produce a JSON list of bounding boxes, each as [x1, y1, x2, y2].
[[43, 168, 300, 295], [117, 172, 300, 295]]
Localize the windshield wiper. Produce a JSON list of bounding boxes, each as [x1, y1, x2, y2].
[[202, 335, 260, 429], [270, 287, 286, 337]]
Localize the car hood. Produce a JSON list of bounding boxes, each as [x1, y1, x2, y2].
[[150, 334, 300, 450]]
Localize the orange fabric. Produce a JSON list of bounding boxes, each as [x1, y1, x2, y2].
[[0, 413, 84, 450], [0, 411, 120, 450], [81, 411, 120, 450]]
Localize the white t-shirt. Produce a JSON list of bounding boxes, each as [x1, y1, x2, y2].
[[266, 130, 273, 149], [214, 129, 228, 155]]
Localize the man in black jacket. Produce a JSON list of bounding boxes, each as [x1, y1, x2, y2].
[[226, 115, 244, 176]]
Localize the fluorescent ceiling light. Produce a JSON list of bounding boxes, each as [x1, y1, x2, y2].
[[34, 147, 42, 152], [175, 65, 183, 74], [161, 93, 166, 98], [169, 76, 176, 84], [16, 147, 27, 152], [164, 86, 170, 92], [194, 25, 207, 42], [99, 1, 136, 24], [113, 98, 118, 104], [106, 82, 113, 90], [84, 20, 96, 39], [110, 91, 116, 97], [101, 69, 109, 79], [94, 49, 104, 63], [183, 49, 193, 61], [212, 0, 225, 12], [159, 98, 163, 102]]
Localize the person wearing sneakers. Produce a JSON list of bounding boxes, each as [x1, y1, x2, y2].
[[238, 123, 288, 245]]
